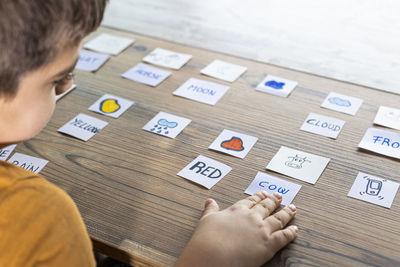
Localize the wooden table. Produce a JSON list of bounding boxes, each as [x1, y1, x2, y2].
[[17, 27, 400, 266]]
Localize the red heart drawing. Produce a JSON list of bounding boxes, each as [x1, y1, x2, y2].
[[220, 137, 244, 151]]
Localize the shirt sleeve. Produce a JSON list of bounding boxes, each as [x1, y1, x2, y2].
[[0, 175, 96, 267]]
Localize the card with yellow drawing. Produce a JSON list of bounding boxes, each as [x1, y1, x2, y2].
[[88, 94, 134, 118]]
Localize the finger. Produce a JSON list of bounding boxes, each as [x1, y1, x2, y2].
[[264, 204, 296, 233], [270, 225, 298, 254], [234, 191, 268, 209], [251, 192, 282, 219], [201, 198, 220, 218]]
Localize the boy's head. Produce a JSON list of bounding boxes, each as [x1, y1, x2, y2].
[[0, 0, 107, 146]]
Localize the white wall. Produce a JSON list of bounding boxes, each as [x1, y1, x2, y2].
[[103, 0, 400, 94]]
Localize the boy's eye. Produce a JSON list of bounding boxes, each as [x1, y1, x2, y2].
[[53, 72, 74, 86]]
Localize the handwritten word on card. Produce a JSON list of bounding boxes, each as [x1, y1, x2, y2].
[[88, 94, 134, 118], [321, 92, 363, 116], [58, 113, 108, 141], [300, 113, 345, 139], [348, 172, 399, 208], [8, 153, 48, 174], [83, 33, 134, 55], [245, 172, 301, 206], [122, 63, 171, 87], [208, 129, 258, 159], [142, 112, 191, 138], [75, 50, 110, 72], [200, 59, 247, 83], [374, 106, 400, 131], [358, 127, 400, 159], [0, 144, 16, 161], [177, 155, 232, 189], [266, 146, 330, 184], [256, 75, 298, 98], [173, 78, 230, 105], [143, 48, 192, 70]]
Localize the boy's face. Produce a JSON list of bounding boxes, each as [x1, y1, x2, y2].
[[0, 44, 80, 146]]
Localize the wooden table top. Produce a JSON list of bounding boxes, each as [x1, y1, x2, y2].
[[17, 26, 400, 266]]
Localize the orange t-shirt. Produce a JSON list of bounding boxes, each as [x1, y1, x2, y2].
[[0, 161, 95, 266]]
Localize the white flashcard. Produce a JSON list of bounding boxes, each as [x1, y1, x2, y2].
[[56, 84, 76, 101], [177, 155, 232, 189], [122, 63, 171, 87], [142, 112, 191, 138], [0, 144, 16, 161], [200, 59, 247, 83], [58, 113, 108, 141], [245, 172, 302, 206], [348, 172, 399, 208], [358, 127, 400, 159], [208, 129, 258, 159], [256, 74, 298, 98], [173, 78, 230, 105], [143, 48, 192, 70], [8, 153, 48, 174], [83, 33, 134, 55], [300, 113, 345, 139], [88, 94, 134, 118], [320, 92, 363, 116], [266, 146, 330, 184], [75, 50, 110, 72], [374, 106, 400, 131]]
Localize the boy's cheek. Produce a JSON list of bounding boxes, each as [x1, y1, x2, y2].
[[9, 89, 56, 143], [27, 99, 56, 139]]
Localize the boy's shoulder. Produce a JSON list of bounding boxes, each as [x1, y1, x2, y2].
[[0, 161, 95, 266], [0, 160, 70, 206]]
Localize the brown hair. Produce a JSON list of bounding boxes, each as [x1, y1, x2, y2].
[[0, 0, 108, 97]]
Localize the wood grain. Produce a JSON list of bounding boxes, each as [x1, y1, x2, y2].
[[15, 27, 400, 266]]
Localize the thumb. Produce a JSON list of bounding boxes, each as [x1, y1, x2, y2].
[[201, 198, 220, 218]]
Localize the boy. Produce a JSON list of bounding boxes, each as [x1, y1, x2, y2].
[[0, 1, 298, 266]]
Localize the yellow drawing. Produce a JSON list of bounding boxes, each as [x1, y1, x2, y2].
[[100, 98, 120, 113]]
